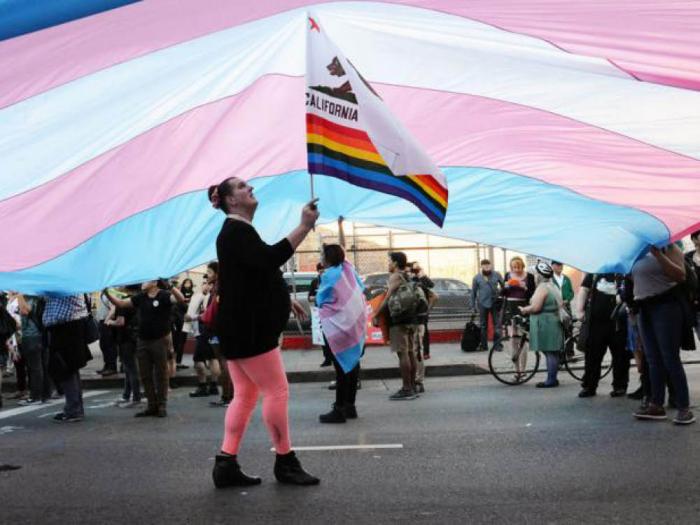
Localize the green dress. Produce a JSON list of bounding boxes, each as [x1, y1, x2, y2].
[[529, 288, 564, 353]]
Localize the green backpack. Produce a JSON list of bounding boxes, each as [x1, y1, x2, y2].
[[388, 273, 428, 320]]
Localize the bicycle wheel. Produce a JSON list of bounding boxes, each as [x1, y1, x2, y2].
[[563, 336, 613, 381], [563, 335, 585, 381], [489, 336, 540, 385]]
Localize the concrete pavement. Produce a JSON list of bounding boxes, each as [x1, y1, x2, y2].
[[3, 365, 700, 524]]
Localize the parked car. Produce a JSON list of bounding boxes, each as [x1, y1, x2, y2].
[[283, 272, 316, 332], [361, 273, 475, 321]]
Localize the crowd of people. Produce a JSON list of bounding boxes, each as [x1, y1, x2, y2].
[[1, 180, 698, 487], [470, 232, 700, 424]]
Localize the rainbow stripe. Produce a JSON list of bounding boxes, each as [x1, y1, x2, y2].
[[306, 113, 448, 226]]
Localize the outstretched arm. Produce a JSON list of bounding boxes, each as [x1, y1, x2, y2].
[[103, 289, 133, 310]]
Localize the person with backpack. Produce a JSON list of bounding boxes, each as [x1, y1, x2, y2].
[[684, 230, 700, 339], [16, 294, 50, 405], [631, 242, 694, 425], [372, 251, 425, 401], [576, 273, 630, 398], [471, 259, 504, 352]]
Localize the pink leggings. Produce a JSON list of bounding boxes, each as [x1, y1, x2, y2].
[[221, 348, 291, 455]]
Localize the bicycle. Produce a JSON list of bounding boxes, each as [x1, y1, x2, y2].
[[488, 315, 611, 385]]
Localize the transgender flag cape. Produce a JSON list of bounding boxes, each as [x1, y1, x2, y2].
[[316, 261, 366, 373]]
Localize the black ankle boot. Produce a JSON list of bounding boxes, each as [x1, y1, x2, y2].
[[208, 382, 219, 396], [212, 455, 262, 488], [274, 451, 320, 485], [344, 405, 358, 419], [319, 404, 346, 423]]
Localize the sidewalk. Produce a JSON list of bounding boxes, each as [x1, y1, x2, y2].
[[4, 341, 700, 391], [1, 342, 490, 392]]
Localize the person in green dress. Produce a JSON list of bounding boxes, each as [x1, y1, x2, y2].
[[520, 262, 564, 388]]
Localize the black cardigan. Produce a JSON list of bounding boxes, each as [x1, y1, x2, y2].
[[216, 219, 294, 359]]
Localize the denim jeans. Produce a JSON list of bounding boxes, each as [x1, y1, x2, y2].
[[479, 305, 503, 350], [119, 339, 141, 402], [639, 296, 690, 409], [20, 336, 51, 401], [60, 370, 84, 418], [544, 352, 559, 385]]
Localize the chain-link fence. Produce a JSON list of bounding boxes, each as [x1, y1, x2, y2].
[[292, 221, 524, 286]]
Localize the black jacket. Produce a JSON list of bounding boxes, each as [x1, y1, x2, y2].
[[216, 219, 293, 359]]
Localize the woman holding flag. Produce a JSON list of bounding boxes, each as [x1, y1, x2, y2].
[[211, 176, 321, 488], [316, 244, 366, 424]]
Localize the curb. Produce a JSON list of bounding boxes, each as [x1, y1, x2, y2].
[[1, 363, 490, 392]]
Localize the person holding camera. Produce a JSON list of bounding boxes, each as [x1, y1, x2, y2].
[[105, 280, 185, 418]]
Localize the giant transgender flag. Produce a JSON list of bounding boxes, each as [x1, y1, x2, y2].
[[306, 16, 448, 227], [0, 1, 699, 294]]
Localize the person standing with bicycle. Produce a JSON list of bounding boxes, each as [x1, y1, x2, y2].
[[576, 273, 629, 398], [503, 256, 535, 378], [519, 262, 564, 388]]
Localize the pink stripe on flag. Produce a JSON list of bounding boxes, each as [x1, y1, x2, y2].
[[0, 76, 698, 271], [2, 1, 698, 110]]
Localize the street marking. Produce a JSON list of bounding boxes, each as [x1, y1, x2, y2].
[[271, 444, 403, 452], [0, 390, 109, 420], [0, 425, 24, 435]]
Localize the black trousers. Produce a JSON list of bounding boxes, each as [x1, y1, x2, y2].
[[582, 321, 630, 391], [422, 320, 430, 356], [330, 351, 360, 409], [171, 319, 186, 364]]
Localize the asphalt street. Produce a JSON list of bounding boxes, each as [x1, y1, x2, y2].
[[3, 365, 700, 524]]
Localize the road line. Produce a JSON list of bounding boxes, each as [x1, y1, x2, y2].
[[0, 390, 109, 420], [270, 444, 404, 452]]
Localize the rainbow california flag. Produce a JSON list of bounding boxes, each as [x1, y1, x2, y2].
[[305, 16, 449, 227]]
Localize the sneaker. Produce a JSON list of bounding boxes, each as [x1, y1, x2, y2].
[[119, 400, 143, 409], [673, 409, 696, 425], [328, 381, 337, 391], [610, 388, 627, 398], [114, 397, 130, 406], [18, 398, 44, 406], [389, 388, 417, 401], [415, 383, 425, 394], [634, 404, 667, 420]]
